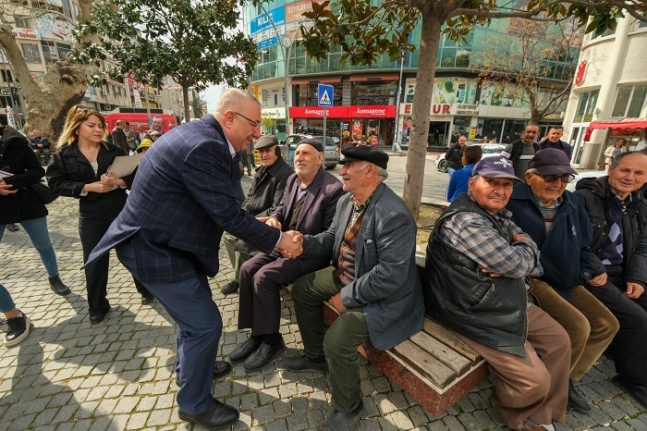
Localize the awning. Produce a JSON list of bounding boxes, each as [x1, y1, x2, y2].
[[584, 118, 647, 141], [349, 74, 398, 82], [588, 118, 647, 131]]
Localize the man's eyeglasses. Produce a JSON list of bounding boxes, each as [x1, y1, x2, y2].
[[533, 172, 575, 183], [233, 111, 261, 129]]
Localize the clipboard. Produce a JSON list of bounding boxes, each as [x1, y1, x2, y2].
[[0, 170, 13, 179], [109, 153, 144, 178]]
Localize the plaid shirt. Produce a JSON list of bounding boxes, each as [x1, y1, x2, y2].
[[438, 205, 543, 279]]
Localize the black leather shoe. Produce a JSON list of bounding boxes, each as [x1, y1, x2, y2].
[[176, 360, 232, 387], [49, 276, 71, 296], [213, 360, 232, 379], [323, 400, 363, 431], [284, 354, 328, 373], [89, 308, 111, 325], [243, 341, 285, 372], [178, 398, 239, 429], [613, 375, 647, 408], [229, 336, 261, 363], [221, 280, 239, 295], [568, 380, 591, 413], [141, 296, 155, 305]]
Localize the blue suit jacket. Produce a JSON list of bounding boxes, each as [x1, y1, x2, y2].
[[87, 115, 281, 282], [301, 183, 425, 350]]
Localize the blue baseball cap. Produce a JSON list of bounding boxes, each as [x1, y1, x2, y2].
[[472, 157, 522, 182]]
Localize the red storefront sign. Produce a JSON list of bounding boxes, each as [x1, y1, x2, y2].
[[290, 105, 396, 119]]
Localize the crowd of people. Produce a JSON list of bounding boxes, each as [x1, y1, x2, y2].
[[1, 88, 647, 431]]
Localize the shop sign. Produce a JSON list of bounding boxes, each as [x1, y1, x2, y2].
[[575, 60, 587, 87], [12, 28, 38, 40], [290, 105, 395, 119], [455, 104, 479, 116], [262, 108, 286, 119]]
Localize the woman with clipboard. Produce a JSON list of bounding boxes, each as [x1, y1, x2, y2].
[[47, 106, 154, 325]]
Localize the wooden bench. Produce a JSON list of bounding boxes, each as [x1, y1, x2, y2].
[[292, 246, 489, 416]]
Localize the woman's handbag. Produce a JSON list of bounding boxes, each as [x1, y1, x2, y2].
[[29, 181, 58, 204]]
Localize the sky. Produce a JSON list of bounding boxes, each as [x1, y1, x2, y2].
[[202, 84, 227, 113]]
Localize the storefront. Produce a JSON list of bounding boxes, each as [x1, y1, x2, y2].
[[583, 117, 647, 167], [290, 105, 397, 146]]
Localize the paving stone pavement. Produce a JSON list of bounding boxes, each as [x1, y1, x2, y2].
[[1, 184, 647, 430]]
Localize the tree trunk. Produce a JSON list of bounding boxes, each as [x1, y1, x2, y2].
[[0, 0, 96, 142], [402, 12, 446, 219], [182, 86, 191, 123]]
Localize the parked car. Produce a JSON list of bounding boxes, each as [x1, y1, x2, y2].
[[565, 170, 605, 192], [280, 134, 340, 170], [435, 143, 506, 173]]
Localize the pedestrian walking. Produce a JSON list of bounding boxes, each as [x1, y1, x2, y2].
[[0, 125, 71, 296]]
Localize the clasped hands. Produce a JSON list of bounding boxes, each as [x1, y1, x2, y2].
[[277, 230, 303, 259], [258, 217, 303, 259]]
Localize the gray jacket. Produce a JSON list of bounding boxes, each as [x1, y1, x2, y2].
[[302, 183, 424, 350]]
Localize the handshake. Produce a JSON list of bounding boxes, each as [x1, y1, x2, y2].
[[277, 230, 304, 259]]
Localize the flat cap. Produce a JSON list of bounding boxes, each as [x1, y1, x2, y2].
[[339, 145, 388, 169], [295, 138, 323, 153], [254, 135, 279, 150]]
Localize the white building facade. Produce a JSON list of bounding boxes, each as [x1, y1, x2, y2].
[[562, 16, 647, 169]]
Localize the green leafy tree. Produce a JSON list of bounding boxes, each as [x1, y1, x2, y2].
[[297, 0, 647, 218], [73, 0, 258, 122], [0, 0, 96, 138]]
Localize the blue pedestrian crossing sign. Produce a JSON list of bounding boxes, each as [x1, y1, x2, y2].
[[318, 84, 334, 107]]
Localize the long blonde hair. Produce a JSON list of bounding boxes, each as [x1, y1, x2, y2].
[[57, 105, 108, 147]]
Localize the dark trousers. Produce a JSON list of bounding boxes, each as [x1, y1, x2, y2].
[[291, 266, 368, 413], [117, 241, 222, 414], [79, 197, 151, 316], [586, 272, 647, 385], [238, 250, 328, 336]]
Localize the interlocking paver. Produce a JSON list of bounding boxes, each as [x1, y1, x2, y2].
[[2, 186, 647, 430]]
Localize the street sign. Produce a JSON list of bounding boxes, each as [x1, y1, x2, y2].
[[317, 84, 334, 107]]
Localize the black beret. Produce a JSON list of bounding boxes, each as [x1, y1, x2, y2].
[[254, 135, 278, 150], [339, 146, 389, 169], [295, 138, 323, 153]]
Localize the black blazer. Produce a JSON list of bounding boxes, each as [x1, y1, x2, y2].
[[47, 141, 134, 207], [0, 127, 48, 224]]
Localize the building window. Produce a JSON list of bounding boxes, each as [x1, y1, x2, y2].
[[21, 43, 41, 63], [14, 16, 30, 28], [57, 43, 71, 61], [612, 84, 647, 117], [1, 70, 13, 83], [40, 41, 58, 63], [574, 89, 599, 123], [639, 13, 647, 29]]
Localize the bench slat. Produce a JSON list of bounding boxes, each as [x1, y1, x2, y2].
[[408, 331, 473, 375], [391, 339, 457, 388], [423, 318, 480, 362]]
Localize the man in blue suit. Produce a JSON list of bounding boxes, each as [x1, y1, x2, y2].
[[87, 88, 301, 429]]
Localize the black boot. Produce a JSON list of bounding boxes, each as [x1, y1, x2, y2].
[[49, 276, 71, 296]]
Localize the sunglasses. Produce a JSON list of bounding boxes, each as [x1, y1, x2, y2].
[[71, 104, 93, 117], [533, 172, 575, 183], [233, 111, 261, 129]]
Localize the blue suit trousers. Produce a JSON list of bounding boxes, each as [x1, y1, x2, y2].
[[117, 241, 222, 414]]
